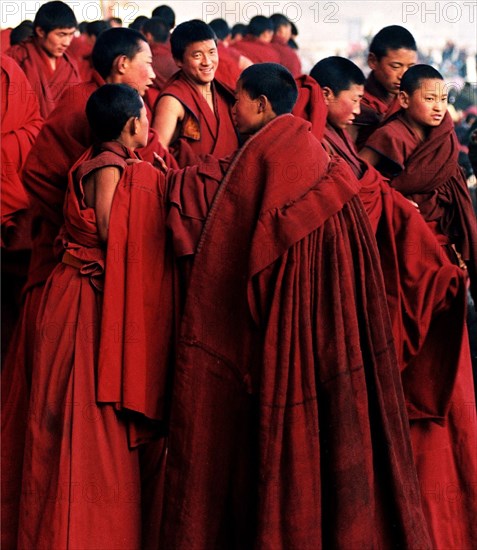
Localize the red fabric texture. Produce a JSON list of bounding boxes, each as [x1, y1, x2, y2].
[[353, 71, 401, 149], [232, 35, 281, 64], [150, 41, 178, 92], [1, 29, 12, 52], [322, 122, 477, 549], [158, 71, 239, 166], [366, 110, 477, 298], [6, 37, 81, 118], [161, 115, 431, 548], [67, 35, 94, 81], [292, 75, 327, 142], [1, 54, 43, 247], [271, 35, 302, 76], [215, 42, 242, 91]]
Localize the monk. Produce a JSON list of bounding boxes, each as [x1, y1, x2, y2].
[[232, 15, 281, 64], [209, 18, 252, 91], [310, 57, 477, 550], [6, 0, 81, 118], [270, 13, 302, 77], [69, 20, 111, 81], [142, 17, 178, 92], [153, 19, 239, 165], [350, 25, 417, 149], [160, 63, 431, 549], [0, 27, 161, 550], [151, 4, 176, 32]]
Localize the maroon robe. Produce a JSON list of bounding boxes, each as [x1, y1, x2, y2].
[[160, 114, 431, 549], [365, 110, 477, 300], [271, 35, 301, 76], [150, 41, 178, 92], [158, 71, 239, 166], [323, 122, 477, 550], [6, 37, 81, 118], [353, 71, 401, 149], [232, 35, 281, 64], [215, 42, 242, 91], [292, 75, 327, 142]]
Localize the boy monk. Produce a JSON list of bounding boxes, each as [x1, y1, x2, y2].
[[160, 63, 431, 549], [6, 0, 81, 117], [153, 19, 239, 165], [351, 25, 417, 148], [310, 57, 477, 550]]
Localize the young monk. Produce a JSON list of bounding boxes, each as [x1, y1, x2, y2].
[[6, 0, 81, 118], [350, 25, 417, 148], [309, 56, 477, 550], [152, 19, 239, 165], [270, 13, 302, 77], [142, 16, 178, 92], [232, 15, 281, 64], [160, 63, 431, 549]]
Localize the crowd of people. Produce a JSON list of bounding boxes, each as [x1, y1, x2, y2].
[[1, 2, 477, 549]]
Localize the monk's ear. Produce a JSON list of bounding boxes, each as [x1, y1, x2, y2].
[[368, 52, 378, 71], [35, 26, 45, 40], [114, 54, 129, 76], [257, 95, 267, 113], [322, 86, 334, 106], [399, 91, 409, 109]]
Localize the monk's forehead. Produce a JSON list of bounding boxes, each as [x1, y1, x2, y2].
[[416, 78, 446, 93], [186, 39, 217, 53], [382, 48, 417, 63]]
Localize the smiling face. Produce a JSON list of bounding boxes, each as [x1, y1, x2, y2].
[[368, 47, 417, 95], [324, 84, 364, 130], [175, 39, 218, 86], [36, 26, 76, 57], [400, 78, 447, 131]]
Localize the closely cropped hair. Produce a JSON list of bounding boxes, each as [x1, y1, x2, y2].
[[239, 63, 298, 115], [143, 17, 170, 43], [247, 15, 273, 37], [310, 57, 365, 95], [86, 84, 143, 142], [151, 5, 175, 30], [270, 13, 291, 32], [33, 1, 77, 34], [92, 28, 146, 79], [209, 18, 231, 41], [170, 20, 216, 61], [10, 21, 34, 46], [400, 64, 443, 95], [86, 20, 110, 38], [369, 25, 417, 60], [128, 15, 148, 32], [231, 23, 247, 39]]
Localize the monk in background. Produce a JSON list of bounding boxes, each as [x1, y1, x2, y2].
[[232, 15, 281, 64], [270, 13, 302, 77], [6, 0, 80, 118]]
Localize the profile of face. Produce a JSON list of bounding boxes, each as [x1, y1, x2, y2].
[[275, 23, 292, 43], [176, 39, 218, 86], [400, 78, 447, 130], [232, 80, 265, 135], [368, 48, 417, 95], [323, 84, 364, 130], [133, 102, 149, 148], [36, 26, 76, 57], [122, 41, 155, 96]]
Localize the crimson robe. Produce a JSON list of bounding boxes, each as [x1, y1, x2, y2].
[[271, 35, 301, 76], [365, 110, 477, 300], [323, 122, 477, 549], [292, 75, 327, 142], [149, 41, 178, 92], [6, 37, 81, 118], [158, 71, 239, 166], [160, 114, 431, 549], [353, 71, 401, 149], [232, 35, 281, 64], [67, 34, 94, 81], [215, 42, 242, 91]]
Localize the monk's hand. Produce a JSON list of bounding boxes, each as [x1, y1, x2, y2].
[[125, 158, 142, 165], [153, 152, 168, 174]]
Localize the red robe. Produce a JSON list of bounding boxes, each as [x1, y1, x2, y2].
[[67, 34, 94, 81], [6, 37, 81, 118], [271, 35, 301, 77], [353, 71, 401, 150], [158, 71, 239, 166], [323, 122, 477, 550], [160, 114, 431, 549], [365, 110, 477, 299], [150, 41, 178, 92], [292, 75, 327, 142], [232, 35, 281, 64], [215, 42, 242, 91]]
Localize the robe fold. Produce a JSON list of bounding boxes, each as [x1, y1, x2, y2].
[[232, 35, 281, 64], [215, 42, 242, 91], [323, 122, 477, 550], [365, 110, 477, 300], [158, 72, 239, 166], [353, 71, 401, 149], [271, 36, 301, 77], [292, 75, 327, 142], [6, 37, 81, 118], [150, 41, 178, 92], [161, 114, 431, 549]]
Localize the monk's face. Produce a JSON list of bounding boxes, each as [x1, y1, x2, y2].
[[36, 27, 76, 58], [122, 41, 155, 96], [232, 81, 264, 135], [368, 48, 417, 95], [323, 84, 364, 130], [175, 39, 218, 86], [134, 103, 150, 148], [400, 78, 447, 129]]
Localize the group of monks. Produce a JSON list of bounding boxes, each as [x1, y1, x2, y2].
[[1, 2, 477, 549]]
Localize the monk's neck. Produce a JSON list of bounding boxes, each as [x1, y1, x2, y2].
[[401, 111, 428, 142], [185, 75, 215, 113]]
